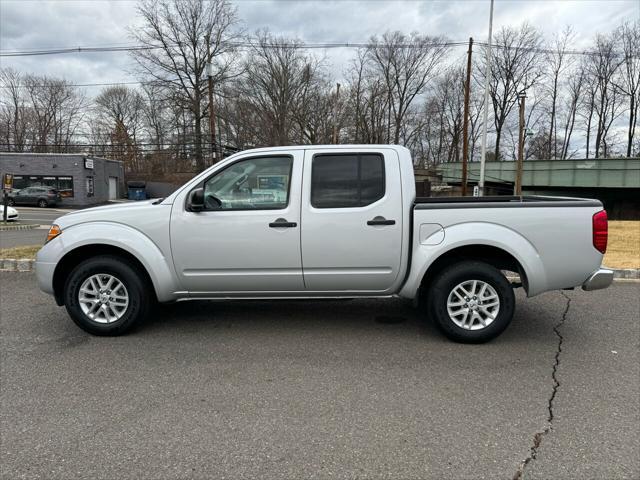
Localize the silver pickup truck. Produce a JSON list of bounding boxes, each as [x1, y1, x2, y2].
[[35, 145, 613, 342]]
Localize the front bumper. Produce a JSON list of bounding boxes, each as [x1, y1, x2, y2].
[[34, 260, 56, 296], [582, 268, 614, 291]]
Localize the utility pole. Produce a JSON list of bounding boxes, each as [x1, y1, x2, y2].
[[332, 83, 341, 144], [461, 37, 473, 196], [205, 33, 217, 164], [478, 0, 494, 196], [514, 92, 526, 196]]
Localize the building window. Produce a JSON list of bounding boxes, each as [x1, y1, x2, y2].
[[9, 175, 74, 197], [86, 176, 94, 197], [57, 177, 74, 198]]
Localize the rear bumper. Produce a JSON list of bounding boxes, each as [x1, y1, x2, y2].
[[582, 268, 614, 291]]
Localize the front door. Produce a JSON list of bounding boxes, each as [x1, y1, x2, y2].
[[170, 152, 304, 295], [300, 148, 404, 292]]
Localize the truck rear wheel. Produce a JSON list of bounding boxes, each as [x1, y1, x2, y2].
[[427, 261, 515, 343], [63, 255, 151, 336]]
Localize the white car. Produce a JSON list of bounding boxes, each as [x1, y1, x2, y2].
[[1, 205, 19, 221]]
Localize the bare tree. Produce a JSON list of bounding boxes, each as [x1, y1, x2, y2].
[[615, 20, 640, 157], [425, 67, 465, 164], [295, 80, 336, 145], [23, 74, 85, 153], [95, 86, 146, 171], [237, 30, 323, 146], [544, 26, 575, 159], [345, 49, 389, 144], [559, 66, 585, 159], [468, 91, 485, 162], [0, 68, 29, 151], [368, 31, 449, 144], [130, 0, 239, 171], [585, 32, 624, 157], [479, 24, 544, 161]]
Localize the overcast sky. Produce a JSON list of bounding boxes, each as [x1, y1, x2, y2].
[[1, 0, 638, 92]]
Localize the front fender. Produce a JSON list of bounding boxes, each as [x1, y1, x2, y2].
[[36, 222, 180, 302], [399, 222, 548, 299]]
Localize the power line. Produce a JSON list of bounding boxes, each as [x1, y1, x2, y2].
[[0, 40, 466, 56], [2, 39, 632, 58], [0, 81, 150, 89], [0, 141, 240, 150]]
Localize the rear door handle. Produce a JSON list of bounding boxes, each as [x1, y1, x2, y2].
[[269, 218, 297, 228], [367, 216, 396, 226]]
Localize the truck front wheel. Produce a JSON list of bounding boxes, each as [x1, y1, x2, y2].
[[63, 255, 151, 335], [427, 261, 515, 343]]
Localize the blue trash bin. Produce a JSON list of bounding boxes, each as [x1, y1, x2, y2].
[[127, 181, 146, 201]]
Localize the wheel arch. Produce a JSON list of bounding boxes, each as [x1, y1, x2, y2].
[[52, 244, 157, 306], [43, 221, 181, 305], [417, 244, 528, 305]]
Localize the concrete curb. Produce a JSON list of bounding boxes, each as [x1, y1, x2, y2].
[[1, 259, 35, 272], [0, 223, 38, 231], [612, 269, 640, 280], [1, 261, 638, 281]]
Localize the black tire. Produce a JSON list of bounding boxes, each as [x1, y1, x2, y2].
[[37, 199, 48, 208], [427, 261, 515, 343], [7, 198, 15, 206], [63, 255, 151, 336]]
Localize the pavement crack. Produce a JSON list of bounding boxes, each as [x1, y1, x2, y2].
[[513, 291, 571, 480]]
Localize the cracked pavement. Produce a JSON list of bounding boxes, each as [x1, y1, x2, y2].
[[1, 272, 638, 479]]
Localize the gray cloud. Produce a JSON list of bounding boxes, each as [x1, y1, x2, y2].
[[1, 0, 638, 91]]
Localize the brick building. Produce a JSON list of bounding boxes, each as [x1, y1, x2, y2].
[[0, 153, 124, 207]]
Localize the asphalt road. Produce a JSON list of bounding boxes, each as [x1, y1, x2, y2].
[[1, 274, 638, 480], [6, 206, 67, 226], [0, 207, 68, 249], [0, 228, 48, 249]]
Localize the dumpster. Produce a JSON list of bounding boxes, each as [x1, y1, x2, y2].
[[127, 181, 147, 201]]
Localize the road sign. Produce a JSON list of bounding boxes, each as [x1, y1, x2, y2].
[[2, 173, 13, 192]]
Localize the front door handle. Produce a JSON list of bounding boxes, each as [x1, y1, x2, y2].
[[269, 218, 297, 228], [367, 216, 396, 226]]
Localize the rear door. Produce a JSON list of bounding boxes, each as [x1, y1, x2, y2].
[[300, 148, 403, 292]]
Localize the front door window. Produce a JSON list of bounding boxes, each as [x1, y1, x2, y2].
[[203, 156, 292, 211]]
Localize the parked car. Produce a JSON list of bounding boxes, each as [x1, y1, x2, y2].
[[1, 205, 19, 221], [35, 145, 613, 342], [8, 187, 61, 207]]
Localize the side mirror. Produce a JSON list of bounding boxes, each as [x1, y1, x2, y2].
[[187, 188, 205, 212]]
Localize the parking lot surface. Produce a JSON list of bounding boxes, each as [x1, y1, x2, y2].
[[0, 229, 47, 249], [5, 207, 66, 226], [1, 273, 638, 479]]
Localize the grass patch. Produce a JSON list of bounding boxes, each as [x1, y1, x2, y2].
[[604, 221, 640, 269], [0, 245, 40, 260]]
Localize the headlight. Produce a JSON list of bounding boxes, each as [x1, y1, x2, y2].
[[46, 224, 62, 243]]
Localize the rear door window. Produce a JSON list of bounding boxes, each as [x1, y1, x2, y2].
[[311, 153, 385, 208]]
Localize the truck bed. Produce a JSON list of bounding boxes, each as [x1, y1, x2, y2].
[[409, 194, 604, 296], [414, 195, 602, 209]]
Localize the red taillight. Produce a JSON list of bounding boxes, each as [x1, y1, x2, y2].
[[592, 210, 608, 254]]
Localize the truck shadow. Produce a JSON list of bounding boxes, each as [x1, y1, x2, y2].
[[141, 290, 563, 347]]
